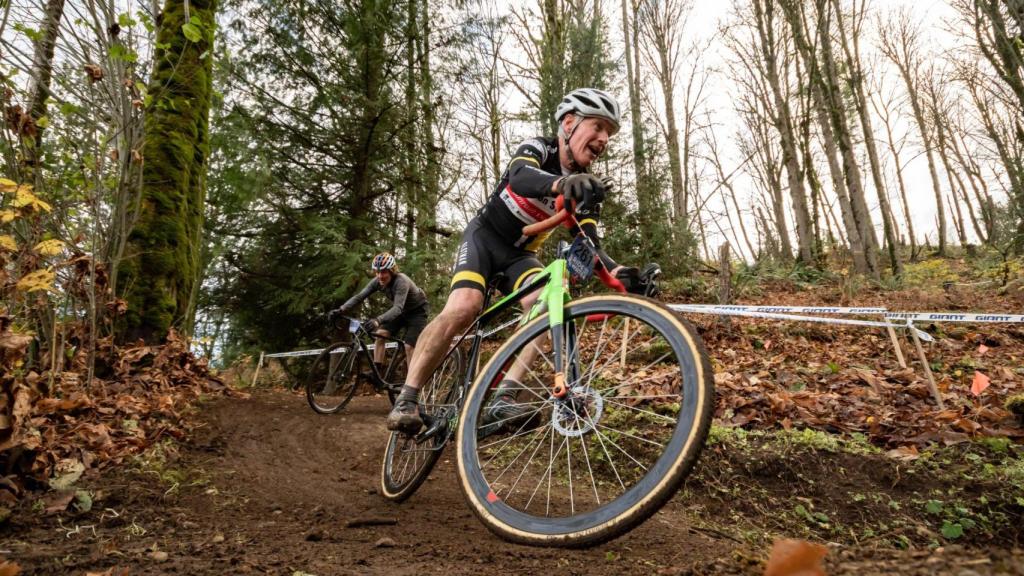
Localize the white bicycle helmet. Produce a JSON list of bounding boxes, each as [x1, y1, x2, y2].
[[371, 252, 396, 271], [554, 88, 622, 136]]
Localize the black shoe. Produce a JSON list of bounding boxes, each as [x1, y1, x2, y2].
[[478, 395, 538, 439], [387, 399, 423, 434]]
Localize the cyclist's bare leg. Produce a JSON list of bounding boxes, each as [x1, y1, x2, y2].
[[373, 329, 391, 366], [501, 274, 545, 390], [404, 288, 484, 389], [404, 344, 414, 370]]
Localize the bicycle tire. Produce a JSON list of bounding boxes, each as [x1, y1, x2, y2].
[[380, 347, 465, 501], [306, 342, 361, 414], [456, 294, 714, 547]]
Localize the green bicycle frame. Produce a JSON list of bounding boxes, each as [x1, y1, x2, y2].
[[475, 250, 573, 397]]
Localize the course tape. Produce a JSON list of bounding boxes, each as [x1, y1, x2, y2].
[[266, 306, 1021, 360], [262, 316, 522, 361], [672, 304, 885, 315], [883, 312, 1024, 323], [263, 341, 400, 359], [669, 304, 935, 342], [669, 304, 1024, 325]]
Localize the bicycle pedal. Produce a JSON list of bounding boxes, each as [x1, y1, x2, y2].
[[415, 418, 446, 444]]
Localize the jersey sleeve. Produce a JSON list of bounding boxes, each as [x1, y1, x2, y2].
[[342, 278, 379, 311], [507, 138, 560, 199]]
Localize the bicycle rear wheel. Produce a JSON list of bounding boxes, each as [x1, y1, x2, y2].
[[306, 343, 361, 414], [456, 294, 714, 547], [380, 347, 465, 501]]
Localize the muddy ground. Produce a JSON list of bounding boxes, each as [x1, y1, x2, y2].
[[4, 389, 1023, 575]]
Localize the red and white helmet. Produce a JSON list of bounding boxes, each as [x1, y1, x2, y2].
[[371, 252, 396, 271]]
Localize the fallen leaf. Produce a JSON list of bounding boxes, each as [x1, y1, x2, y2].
[[763, 538, 827, 576], [0, 559, 21, 576], [49, 459, 85, 490], [149, 550, 169, 562], [885, 445, 920, 461], [43, 490, 75, 514], [971, 371, 990, 396]]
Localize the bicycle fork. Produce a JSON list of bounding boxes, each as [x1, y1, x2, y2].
[[529, 255, 571, 400]]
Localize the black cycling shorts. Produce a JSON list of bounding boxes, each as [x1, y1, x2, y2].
[[450, 217, 544, 295], [381, 306, 429, 347]]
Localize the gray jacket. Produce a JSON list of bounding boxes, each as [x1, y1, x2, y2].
[[342, 272, 428, 323]]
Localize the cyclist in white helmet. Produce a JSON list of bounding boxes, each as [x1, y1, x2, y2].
[[329, 252, 429, 374], [386, 88, 648, 435]]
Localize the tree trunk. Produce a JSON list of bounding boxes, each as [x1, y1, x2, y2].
[[872, 92, 918, 258], [645, 2, 684, 221], [813, 83, 868, 272], [945, 192, 966, 246], [832, 0, 901, 275], [25, 0, 67, 189], [812, 0, 879, 274], [752, 0, 814, 265], [538, 0, 566, 134], [948, 129, 995, 241], [780, 0, 873, 274], [119, 0, 218, 343], [403, 0, 419, 254], [417, 0, 440, 264], [879, 17, 948, 255], [622, 0, 648, 193], [708, 132, 757, 259]]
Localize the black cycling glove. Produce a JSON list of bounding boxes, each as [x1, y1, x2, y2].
[[558, 174, 605, 215], [615, 267, 647, 295]]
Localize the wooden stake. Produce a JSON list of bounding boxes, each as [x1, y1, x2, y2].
[[884, 319, 907, 368], [251, 352, 264, 387], [908, 324, 944, 409], [717, 243, 732, 329]]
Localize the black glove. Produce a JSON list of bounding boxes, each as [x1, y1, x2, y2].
[[328, 304, 352, 322], [615, 266, 647, 295], [558, 174, 605, 215], [363, 318, 380, 333], [640, 262, 662, 297], [599, 175, 616, 194]]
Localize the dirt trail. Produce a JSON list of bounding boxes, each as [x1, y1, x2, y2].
[[5, 390, 1022, 575]]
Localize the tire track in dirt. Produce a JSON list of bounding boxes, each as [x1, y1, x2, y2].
[[184, 389, 731, 575], [9, 389, 1021, 575]]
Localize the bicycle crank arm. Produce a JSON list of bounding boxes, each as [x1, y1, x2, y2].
[[414, 414, 447, 444]]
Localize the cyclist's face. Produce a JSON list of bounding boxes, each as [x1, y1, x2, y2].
[[565, 115, 614, 168], [375, 270, 393, 286]]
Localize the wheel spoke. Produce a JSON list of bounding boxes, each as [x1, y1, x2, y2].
[[464, 298, 712, 543], [603, 398, 679, 423], [595, 423, 666, 448], [572, 408, 601, 506]]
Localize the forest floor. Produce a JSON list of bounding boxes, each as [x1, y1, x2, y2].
[[4, 264, 1024, 574], [3, 390, 1022, 575]]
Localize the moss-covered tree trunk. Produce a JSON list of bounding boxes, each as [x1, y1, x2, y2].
[[118, 0, 218, 344]]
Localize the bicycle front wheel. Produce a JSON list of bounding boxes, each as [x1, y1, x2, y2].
[[456, 295, 714, 547], [306, 343, 361, 414], [381, 347, 465, 501]]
